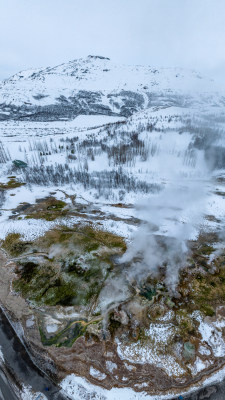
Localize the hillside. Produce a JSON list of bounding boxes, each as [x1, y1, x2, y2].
[[0, 55, 223, 121]]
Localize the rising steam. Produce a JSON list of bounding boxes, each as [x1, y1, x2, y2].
[[119, 117, 219, 293], [120, 181, 209, 292]]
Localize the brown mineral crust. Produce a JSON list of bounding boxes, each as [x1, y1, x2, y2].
[[13, 314, 225, 398], [216, 306, 225, 318], [42, 334, 225, 396], [45, 335, 174, 391]]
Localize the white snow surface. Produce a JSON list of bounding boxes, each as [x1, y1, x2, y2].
[[60, 363, 225, 400], [21, 385, 47, 400], [115, 322, 195, 378], [0, 56, 222, 108], [89, 367, 107, 381], [60, 374, 173, 400], [193, 312, 225, 358], [0, 346, 4, 363]]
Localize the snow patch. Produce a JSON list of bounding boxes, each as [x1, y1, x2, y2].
[[194, 311, 225, 358], [21, 385, 47, 400], [105, 361, 117, 373], [89, 367, 107, 381]]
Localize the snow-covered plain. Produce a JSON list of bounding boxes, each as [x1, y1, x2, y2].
[[0, 106, 225, 242]]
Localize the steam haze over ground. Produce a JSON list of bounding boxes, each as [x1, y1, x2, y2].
[[121, 182, 209, 292]]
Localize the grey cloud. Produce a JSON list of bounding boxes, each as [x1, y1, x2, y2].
[[1, 0, 225, 79]]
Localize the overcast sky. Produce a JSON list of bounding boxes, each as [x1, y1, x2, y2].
[[0, 0, 225, 80]]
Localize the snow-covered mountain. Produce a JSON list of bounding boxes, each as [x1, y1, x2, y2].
[[0, 55, 223, 121]]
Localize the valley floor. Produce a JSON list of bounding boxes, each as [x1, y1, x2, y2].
[[1, 109, 225, 398]]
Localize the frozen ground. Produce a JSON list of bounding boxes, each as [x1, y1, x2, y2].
[[60, 363, 225, 400], [0, 106, 225, 243]]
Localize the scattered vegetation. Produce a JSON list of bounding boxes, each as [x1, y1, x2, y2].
[[0, 141, 10, 164], [176, 309, 199, 340], [0, 190, 5, 207], [39, 317, 101, 347], [39, 321, 87, 347], [22, 165, 159, 197], [11, 224, 126, 309], [24, 197, 67, 221], [176, 248, 225, 318], [0, 177, 25, 190], [2, 233, 32, 257], [37, 224, 127, 253]]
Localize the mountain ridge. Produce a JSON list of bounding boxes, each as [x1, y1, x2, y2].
[[0, 56, 223, 121]]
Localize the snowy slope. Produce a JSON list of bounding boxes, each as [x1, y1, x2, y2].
[[0, 55, 223, 121]]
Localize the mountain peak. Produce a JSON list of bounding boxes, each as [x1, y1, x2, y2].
[[87, 55, 110, 61]]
